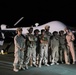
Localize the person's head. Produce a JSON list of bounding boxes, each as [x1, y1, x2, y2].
[[16, 27, 22, 35], [45, 25, 50, 31], [34, 29, 40, 35], [41, 29, 45, 35], [59, 30, 64, 35], [28, 27, 33, 33], [64, 27, 69, 33], [53, 31, 58, 36]]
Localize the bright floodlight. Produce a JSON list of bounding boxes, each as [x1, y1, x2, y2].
[[35, 23, 39, 27]]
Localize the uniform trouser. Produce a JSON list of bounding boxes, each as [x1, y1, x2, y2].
[[36, 45, 40, 64], [67, 42, 75, 62], [52, 46, 59, 63], [59, 45, 67, 62], [25, 46, 36, 65], [13, 50, 24, 68], [39, 44, 48, 65], [59, 49, 64, 62], [48, 48, 52, 63]]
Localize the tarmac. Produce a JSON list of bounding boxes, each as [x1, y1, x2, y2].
[[0, 43, 76, 75]]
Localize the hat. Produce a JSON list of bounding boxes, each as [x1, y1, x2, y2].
[[34, 29, 40, 33], [27, 26, 33, 31], [53, 31, 58, 35], [59, 30, 64, 34], [16, 27, 22, 32], [41, 29, 45, 33], [45, 25, 50, 29]]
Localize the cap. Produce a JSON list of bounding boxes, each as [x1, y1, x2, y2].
[[53, 31, 58, 35], [41, 29, 45, 33], [59, 30, 64, 34], [34, 29, 40, 33], [27, 26, 33, 31], [45, 25, 50, 29], [16, 27, 22, 32]]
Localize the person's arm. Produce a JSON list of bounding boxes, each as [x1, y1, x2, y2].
[[66, 35, 68, 43], [66, 35, 70, 46], [40, 37, 48, 44], [21, 43, 25, 51], [14, 36, 21, 50], [40, 39, 44, 44], [71, 32, 75, 41], [50, 39, 53, 50], [44, 40, 48, 44]]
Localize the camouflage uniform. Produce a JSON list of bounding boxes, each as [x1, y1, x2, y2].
[[59, 30, 69, 64], [24, 33, 37, 67], [45, 25, 52, 63], [13, 33, 25, 71], [34, 29, 40, 65], [39, 29, 49, 67], [51, 31, 59, 65], [45, 31, 51, 63]]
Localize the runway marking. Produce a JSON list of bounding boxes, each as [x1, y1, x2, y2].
[[0, 60, 13, 65]]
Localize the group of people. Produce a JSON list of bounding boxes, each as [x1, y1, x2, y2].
[[13, 25, 76, 72]]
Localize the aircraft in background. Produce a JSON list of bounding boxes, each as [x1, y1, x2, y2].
[[0, 21, 67, 34], [1, 16, 75, 35], [0, 17, 76, 54], [0, 19, 76, 43]]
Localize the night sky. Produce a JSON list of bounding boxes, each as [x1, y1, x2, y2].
[[0, 1, 76, 28]]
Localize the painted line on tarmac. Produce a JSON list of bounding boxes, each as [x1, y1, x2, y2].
[[0, 60, 13, 65]]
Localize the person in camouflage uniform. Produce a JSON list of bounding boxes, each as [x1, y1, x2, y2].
[[59, 30, 70, 64], [13, 27, 25, 72], [45, 25, 51, 63], [39, 29, 49, 68], [50, 31, 59, 65], [34, 29, 40, 65], [24, 27, 37, 69]]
